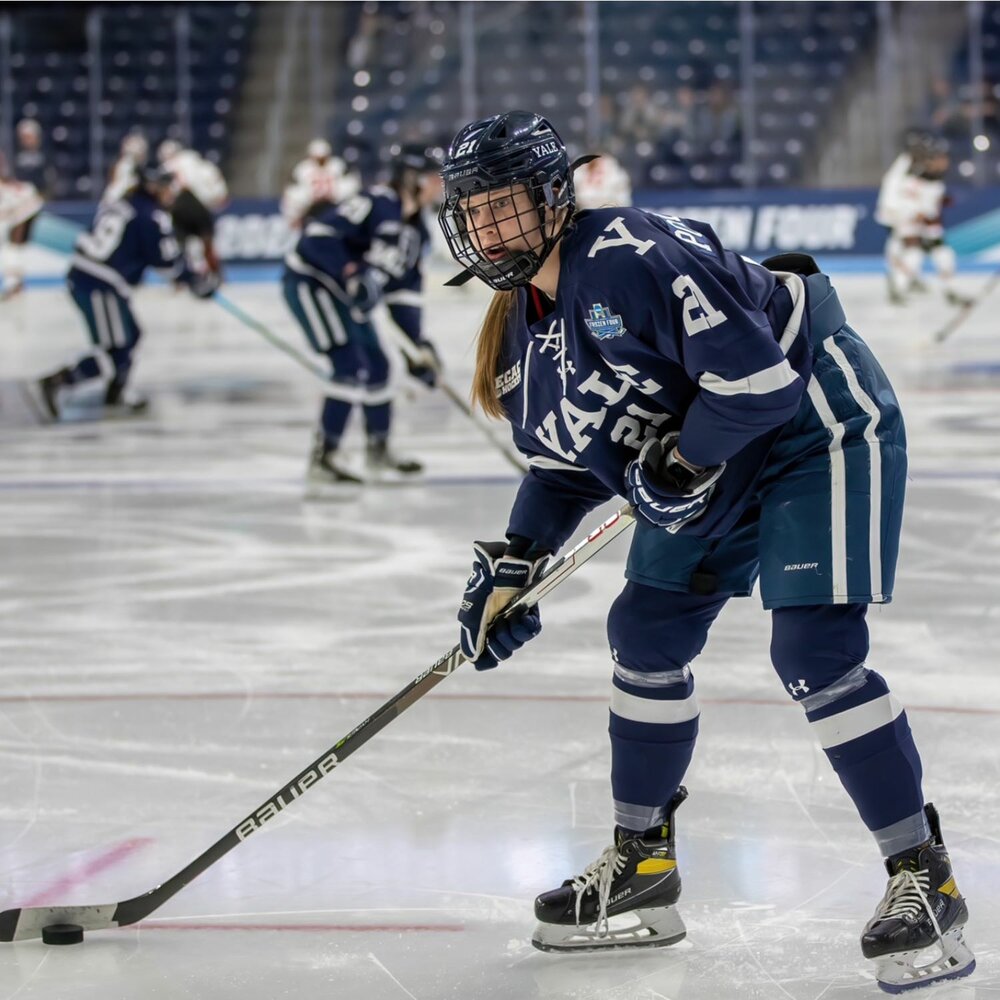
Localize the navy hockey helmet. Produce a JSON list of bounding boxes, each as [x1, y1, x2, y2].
[[438, 111, 575, 290]]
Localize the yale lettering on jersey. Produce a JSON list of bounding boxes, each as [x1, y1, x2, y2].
[[587, 216, 656, 258]]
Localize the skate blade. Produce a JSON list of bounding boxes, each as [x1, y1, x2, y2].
[[874, 927, 976, 993], [531, 906, 686, 954], [364, 468, 424, 486]]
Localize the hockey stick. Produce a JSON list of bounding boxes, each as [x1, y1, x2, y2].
[[933, 269, 1000, 343], [387, 329, 529, 474], [213, 292, 334, 387], [0, 503, 636, 942]]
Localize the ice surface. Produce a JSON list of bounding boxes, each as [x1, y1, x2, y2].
[[0, 268, 997, 999]]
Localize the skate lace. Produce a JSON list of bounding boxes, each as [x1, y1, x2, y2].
[[879, 868, 945, 940], [571, 844, 627, 935]]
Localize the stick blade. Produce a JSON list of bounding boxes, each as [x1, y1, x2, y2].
[[0, 903, 119, 942]]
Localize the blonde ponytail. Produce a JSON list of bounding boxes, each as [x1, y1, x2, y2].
[[471, 290, 516, 420]]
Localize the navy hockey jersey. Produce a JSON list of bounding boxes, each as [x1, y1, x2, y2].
[[286, 186, 429, 300], [502, 208, 813, 552], [69, 189, 187, 297]]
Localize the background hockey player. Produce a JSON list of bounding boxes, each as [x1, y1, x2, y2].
[[157, 139, 229, 278], [438, 111, 975, 991], [875, 134, 971, 307], [280, 138, 361, 229], [0, 153, 44, 301], [101, 131, 151, 207], [38, 165, 218, 420], [573, 151, 633, 210], [282, 147, 442, 485]]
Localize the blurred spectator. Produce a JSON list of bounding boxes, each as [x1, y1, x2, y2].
[[14, 119, 57, 198], [697, 81, 741, 154], [618, 84, 665, 149]]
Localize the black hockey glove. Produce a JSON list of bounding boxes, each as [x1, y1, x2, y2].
[[458, 539, 546, 670], [405, 340, 441, 388], [625, 431, 725, 533]]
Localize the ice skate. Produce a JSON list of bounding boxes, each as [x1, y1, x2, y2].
[[364, 438, 423, 483], [306, 438, 364, 489], [944, 289, 974, 309], [103, 382, 149, 417], [531, 787, 687, 953], [37, 367, 72, 420], [862, 803, 975, 993]]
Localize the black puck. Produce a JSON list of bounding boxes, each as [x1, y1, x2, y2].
[[41, 923, 84, 945]]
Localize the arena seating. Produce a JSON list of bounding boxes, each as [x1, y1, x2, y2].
[[1, 2, 254, 197], [331, 0, 876, 188]]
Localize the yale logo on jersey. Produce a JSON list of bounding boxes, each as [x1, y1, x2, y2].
[[585, 303, 626, 340]]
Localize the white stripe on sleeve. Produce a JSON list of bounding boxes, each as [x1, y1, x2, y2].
[[699, 358, 800, 397]]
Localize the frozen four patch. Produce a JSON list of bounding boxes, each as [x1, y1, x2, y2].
[[585, 303, 626, 340]]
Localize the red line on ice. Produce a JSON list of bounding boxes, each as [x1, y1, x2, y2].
[[0, 690, 996, 716], [23, 837, 154, 907]]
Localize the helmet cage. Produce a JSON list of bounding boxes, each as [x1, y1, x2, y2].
[[438, 112, 575, 290]]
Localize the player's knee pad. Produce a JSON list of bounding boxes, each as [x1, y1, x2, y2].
[[929, 243, 956, 274], [770, 604, 870, 701], [607, 582, 727, 675]]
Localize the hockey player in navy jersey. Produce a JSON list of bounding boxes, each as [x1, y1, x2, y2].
[[439, 112, 974, 991], [282, 148, 442, 484], [38, 165, 217, 419]]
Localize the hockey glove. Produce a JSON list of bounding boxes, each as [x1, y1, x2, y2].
[[344, 268, 384, 315], [405, 340, 441, 388], [188, 269, 222, 300], [458, 540, 546, 670], [625, 431, 725, 533]]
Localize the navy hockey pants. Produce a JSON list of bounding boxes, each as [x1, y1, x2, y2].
[[282, 273, 395, 445], [66, 271, 141, 394]]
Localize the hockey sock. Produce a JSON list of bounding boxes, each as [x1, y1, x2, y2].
[[320, 397, 351, 443], [607, 584, 727, 830], [772, 605, 929, 856], [363, 401, 391, 440]]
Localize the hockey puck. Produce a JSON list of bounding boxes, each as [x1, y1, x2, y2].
[[41, 923, 84, 945]]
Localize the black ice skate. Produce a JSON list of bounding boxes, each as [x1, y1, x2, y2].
[[364, 438, 423, 482], [862, 803, 975, 993], [531, 787, 687, 953], [307, 438, 364, 487], [38, 367, 71, 420], [104, 384, 149, 416], [945, 289, 974, 309]]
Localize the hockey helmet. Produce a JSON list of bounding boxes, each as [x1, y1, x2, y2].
[[308, 138, 333, 161], [438, 111, 575, 290]]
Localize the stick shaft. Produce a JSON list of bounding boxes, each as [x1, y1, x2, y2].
[[0, 504, 634, 941]]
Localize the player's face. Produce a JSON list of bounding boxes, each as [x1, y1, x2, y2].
[[462, 185, 544, 263]]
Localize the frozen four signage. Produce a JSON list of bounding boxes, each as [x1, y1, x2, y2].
[[639, 188, 878, 255]]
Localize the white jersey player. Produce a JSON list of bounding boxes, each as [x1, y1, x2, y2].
[[573, 152, 633, 210], [876, 138, 970, 307], [158, 140, 229, 275], [280, 138, 360, 228], [101, 133, 150, 207], [0, 163, 44, 300]]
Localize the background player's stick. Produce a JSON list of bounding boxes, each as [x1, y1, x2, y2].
[[387, 329, 529, 474], [0, 503, 636, 943], [213, 292, 334, 387], [933, 269, 1000, 343]]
